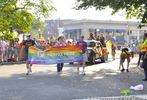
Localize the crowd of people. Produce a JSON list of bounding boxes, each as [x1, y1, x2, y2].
[[0, 38, 20, 62], [0, 32, 146, 80], [0, 32, 107, 63]]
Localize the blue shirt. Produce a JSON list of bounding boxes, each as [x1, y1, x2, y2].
[[129, 45, 136, 52], [77, 41, 87, 53]]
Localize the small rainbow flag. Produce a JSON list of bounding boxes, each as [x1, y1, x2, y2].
[[105, 40, 112, 53]]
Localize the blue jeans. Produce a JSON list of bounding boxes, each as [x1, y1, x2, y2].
[[57, 63, 64, 72]]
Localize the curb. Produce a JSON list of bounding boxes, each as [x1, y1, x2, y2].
[[0, 61, 25, 65]]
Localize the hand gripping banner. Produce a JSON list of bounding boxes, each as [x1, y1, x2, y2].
[[28, 45, 83, 64]]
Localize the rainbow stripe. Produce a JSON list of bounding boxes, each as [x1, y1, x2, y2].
[[28, 46, 83, 64], [105, 40, 112, 53]]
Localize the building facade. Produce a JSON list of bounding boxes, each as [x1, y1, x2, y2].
[[45, 19, 147, 44]]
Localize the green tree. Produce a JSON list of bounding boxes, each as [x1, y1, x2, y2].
[[31, 18, 46, 39], [76, 0, 147, 24], [0, 0, 55, 34]]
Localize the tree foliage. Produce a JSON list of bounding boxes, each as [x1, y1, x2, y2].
[[0, 0, 55, 34], [76, 0, 147, 23], [31, 18, 46, 39]]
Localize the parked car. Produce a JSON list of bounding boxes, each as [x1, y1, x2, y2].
[[85, 40, 107, 64]]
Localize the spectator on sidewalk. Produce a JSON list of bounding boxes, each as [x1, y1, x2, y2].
[[0, 39, 2, 62], [13, 38, 20, 62], [7, 39, 14, 62], [88, 33, 95, 40], [0, 39, 7, 62]]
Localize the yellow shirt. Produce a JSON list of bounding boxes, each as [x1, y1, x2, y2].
[[140, 39, 147, 52], [121, 51, 131, 58]]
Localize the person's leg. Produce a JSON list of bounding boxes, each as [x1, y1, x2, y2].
[[137, 52, 142, 66], [25, 51, 30, 75], [9, 47, 13, 61], [82, 60, 86, 72], [7, 47, 11, 61], [120, 58, 125, 72], [1, 50, 4, 62], [14, 48, 18, 62], [29, 63, 32, 72], [26, 60, 31, 75], [60, 63, 64, 71], [145, 69, 147, 79], [143, 69, 147, 81], [119, 57, 124, 70], [82, 53, 87, 75], [132, 52, 134, 58], [57, 64, 60, 72], [126, 59, 130, 72]]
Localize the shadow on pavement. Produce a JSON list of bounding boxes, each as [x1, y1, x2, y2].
[[0, 63, 146, 100]]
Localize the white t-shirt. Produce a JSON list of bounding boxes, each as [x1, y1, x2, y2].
[[0, 40, 7, 51]]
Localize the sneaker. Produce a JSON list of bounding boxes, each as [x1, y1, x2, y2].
[[126, 69, 129, 72], [26, 71, 29, 75], [121, 69, 125, 72], [29, 68, 32, 72], [81, 71, 86, 75]]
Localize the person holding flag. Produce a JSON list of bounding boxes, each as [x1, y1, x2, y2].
[[22, 34, 35, 75]]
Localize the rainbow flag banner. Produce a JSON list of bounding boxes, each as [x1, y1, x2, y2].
[[105, 40, 112, 53], [28, 46, 83, 64]]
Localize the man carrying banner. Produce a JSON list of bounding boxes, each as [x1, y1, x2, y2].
[[77, 36, 88, 75], [22, 34, 35, 75]]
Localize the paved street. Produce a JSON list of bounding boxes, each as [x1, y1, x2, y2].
[[0, 55, 147, 100]]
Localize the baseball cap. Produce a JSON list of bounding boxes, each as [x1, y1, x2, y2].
[[25, 34, 31, 37]]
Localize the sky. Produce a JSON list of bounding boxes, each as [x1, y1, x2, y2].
[[49, 0, 137, 21]]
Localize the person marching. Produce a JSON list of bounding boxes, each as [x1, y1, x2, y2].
[[77, 36, 88, 75], [111, 43, 116, 60], [141, 33, 147, 81], [55, 36, 66, 73], [119, 48, 131, 72], [22, 34, 35, 75], [137, 41, 144, 66]]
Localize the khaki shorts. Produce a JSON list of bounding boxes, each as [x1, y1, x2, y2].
[[82, 53, 88, 62]]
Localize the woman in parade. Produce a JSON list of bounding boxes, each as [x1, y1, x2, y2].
[[119, 48, 131, 72], [55, 36, 66, 73]]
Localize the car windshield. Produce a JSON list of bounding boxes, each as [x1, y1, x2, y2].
[[87, 42, 96, 47]]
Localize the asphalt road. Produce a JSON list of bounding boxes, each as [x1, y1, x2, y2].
[[0, 56, 147, 100]]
